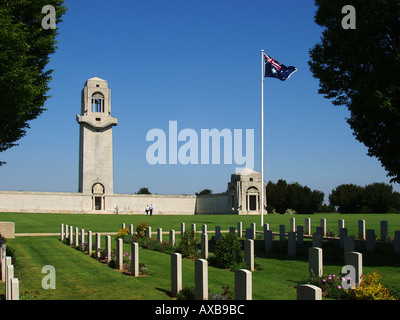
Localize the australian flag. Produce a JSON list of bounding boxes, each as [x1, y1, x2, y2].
[[264, 53, 297, 81]]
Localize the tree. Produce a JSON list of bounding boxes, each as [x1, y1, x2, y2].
[[309, 0, 400, 183], [328, 182, 398, 213], [362, 182, 395, 213], [195, 189, 212, 196], [0, 0, 67, 165], [136, 187, 151, 195], [329, 184, 364, 213], [266, 180, 324, 214]]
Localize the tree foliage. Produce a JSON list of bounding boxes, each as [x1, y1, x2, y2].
[[309, 0, 400, 182], [266, 180, 324, 214], [0, 0, 67, 165], [329, 182, 400, 213], [136, 187, 151, 195], [195, 189, 213, 196]]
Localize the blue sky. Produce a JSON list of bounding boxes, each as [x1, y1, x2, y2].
[[0, 0, 398, 202]]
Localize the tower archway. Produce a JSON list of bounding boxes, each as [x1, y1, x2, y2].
[[92, 182, 105, 210]]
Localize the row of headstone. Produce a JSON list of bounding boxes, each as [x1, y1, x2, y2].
[[260, 219, 400, 255], [301, 247, 364, 300], [0, 244, 19, 300], [308, 246, 363, 285], [61, 223, 142, 276], [171, 253, 252, 300]]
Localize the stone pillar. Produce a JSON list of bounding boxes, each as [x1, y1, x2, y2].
[[80, 229, 85, 248], [245, 228, 251, 239], [366, 229, 375, 252], [191, 223, 196, 233], [73, 227, 78, 246], [338, 219, 345, 236], [195, 259, 208, 300], [1, 244, 6, 282], [201, 233, 208, 259], [131, 242, 139, 277], [312, 232, 322, 248], [305, 218, 311, 235], [87, 231, 92, 256], [395, 231, 400, 255], [381, 221, 389, 241], [297, 226, 304, 244], [181, 223, 185, 237], [316, 226, 323, 237], [6, 263, 13, 300], [309, 247, 323, 277], [65, 224, 69, 239], [297, 284, 322, 300], [344, 236, 355, 260], [265, 230, 273, 253], [202, 224, 207, 235], [129, 224, 134, 235], [215, 226, 221, 241], [69, 225, 73, 245], [117, 238, 123, 270], [105, 235, 111, 262], [320, 219, 326, 236], [288, 232, 296, 257], [170, 230, 175, 246], [245, 239, 254, 271], [171, 253, 182, 297], [96, 233, 101, 258], [11, 278, 19, 300], [147, 226, 152, 238], [358, 220, 366, 240], [157, 228, 162, 243], [250, 223, 256, 239], [279, 225, 285, 243], [235, 269, 252, 300], [60, 223, 64, 241], [121, 223, 125, 229], [345, 252, 363, 286], [339, 228, 347, 248], [290, 217, 296, 232], [237, 222, 243, 238]]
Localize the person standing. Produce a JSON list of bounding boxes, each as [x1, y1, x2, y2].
[[149, 204, 153, 216], [145, 205, 149, 215]]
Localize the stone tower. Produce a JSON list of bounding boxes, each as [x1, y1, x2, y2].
[[228, 168, 267, 215], [76, 77, 118, 210]]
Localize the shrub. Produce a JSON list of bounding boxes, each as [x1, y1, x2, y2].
[[176, 230, 200, 259], [176, 286, 196, 300], [299, 271, 398, 300], [344, 271, 397, 300], [139, 263, 151, 276], [117, 228, 130, 238], [300, 273, 347, 299], [209, 286, 234, 300], [210, 233, 244, 270], [136, 222, 149, 238]]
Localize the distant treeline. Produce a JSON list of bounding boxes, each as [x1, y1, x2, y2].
[[266, 180, 400, 214]]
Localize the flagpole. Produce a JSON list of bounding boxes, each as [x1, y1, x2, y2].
[[261, 49, 265, 227]]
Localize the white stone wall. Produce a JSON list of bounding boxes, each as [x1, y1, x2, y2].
[[108, 194, 197, 215], [195, 193, 231, 214], [0, 190, 234, 215], [0, 191, 90, 214], [0, 191, 200, 215]]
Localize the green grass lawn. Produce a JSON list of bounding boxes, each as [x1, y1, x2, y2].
[[1, 212, 400, 300], [1, 212, 400, 237]]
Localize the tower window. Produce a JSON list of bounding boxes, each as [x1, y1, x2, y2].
[[91, 92, 105, 113]]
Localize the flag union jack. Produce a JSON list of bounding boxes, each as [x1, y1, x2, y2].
[[264, 53, 297, 81]]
